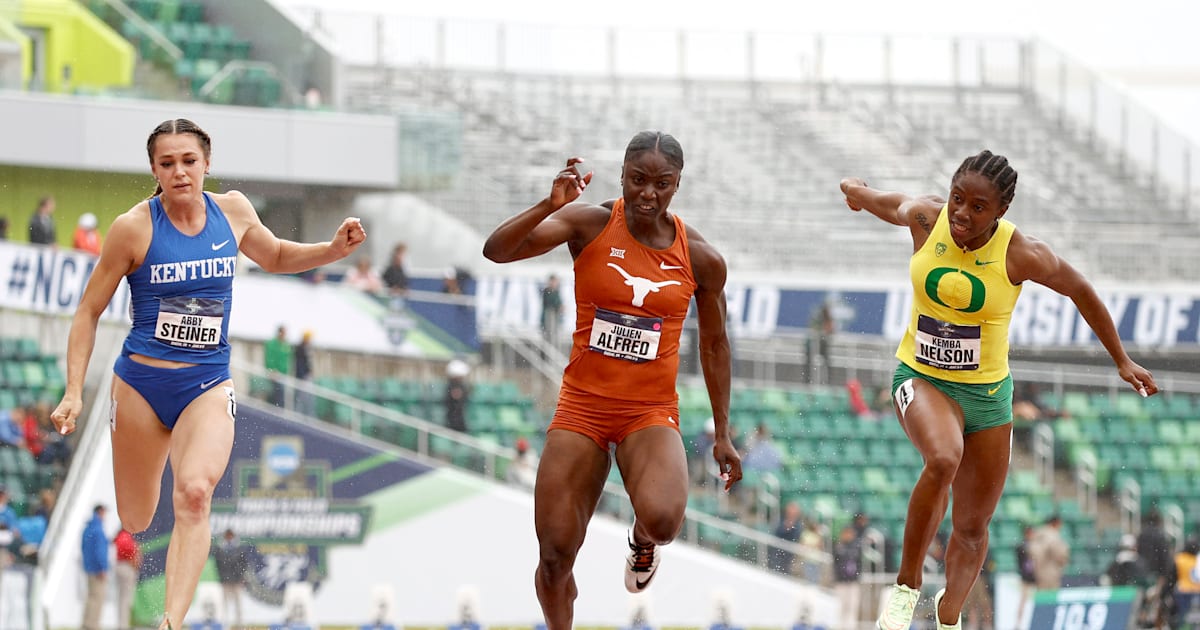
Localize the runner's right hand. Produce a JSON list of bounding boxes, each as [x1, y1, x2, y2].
[[549, 157, 593, 209], [51, 396, 83, 436]]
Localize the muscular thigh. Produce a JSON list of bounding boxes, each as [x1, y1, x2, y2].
[[170, 382, 236, 486], [534, 429, 611, 547], [892, 374, 965, 459], [110, 375, 171, 524], [614, 426, 688, 514]]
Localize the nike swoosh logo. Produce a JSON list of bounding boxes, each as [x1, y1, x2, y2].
[[200, 377, 223, 389], [988, 385, 1002, 396], [667, 416, 676, 425], [974, 259, 997, 266], [659, 262, 684, 270], [211, 240, 230, 251], [634, 575, 653, 590]]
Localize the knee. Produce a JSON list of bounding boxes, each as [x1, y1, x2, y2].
[[117, 508, 153, 535], [173, 478, 216, 522], [537, 540, 579, 582], [922, 450, 962, 484], [636, 505, 685, 545], [952, 518, 992, 549]]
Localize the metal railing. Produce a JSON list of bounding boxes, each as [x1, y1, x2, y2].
[[229, 357, 833, 582], [1117, 478, 1141, 536], [94, 0, 183, 63], [1075, 449, 1098, 516], [1032, 423, 1055, 489]]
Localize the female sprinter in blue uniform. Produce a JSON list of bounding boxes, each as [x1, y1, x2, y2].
[[51, 119, 366, 629]]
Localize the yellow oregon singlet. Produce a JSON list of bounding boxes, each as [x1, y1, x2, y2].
[[896, 205, 1023, 384]]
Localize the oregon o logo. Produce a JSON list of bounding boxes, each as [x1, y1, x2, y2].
[[924, 267, 986, 313]]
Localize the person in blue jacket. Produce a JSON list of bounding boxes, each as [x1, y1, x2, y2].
[[81, 504, 109, 630]]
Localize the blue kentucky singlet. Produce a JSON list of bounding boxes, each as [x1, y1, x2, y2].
[[121, 193, 237, 364]]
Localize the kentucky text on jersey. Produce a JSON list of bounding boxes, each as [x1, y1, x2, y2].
[[149, 256, 237, 284], [158, 315, 219, 344]]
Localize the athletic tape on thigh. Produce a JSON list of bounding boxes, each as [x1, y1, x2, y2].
[[223, 386, 236, 422], [109, 397, 118, 432], [894, 378, 916, 417]]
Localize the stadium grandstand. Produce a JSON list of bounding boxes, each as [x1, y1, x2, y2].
[[0, 1, 1198, 629]]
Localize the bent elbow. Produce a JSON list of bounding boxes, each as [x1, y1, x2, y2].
[[482, 241, 513, 264]]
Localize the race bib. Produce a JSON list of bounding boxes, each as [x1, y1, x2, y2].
[[155, 296, 224, 350], [914, 314, 981, 371], [588, 308, 662, 363]]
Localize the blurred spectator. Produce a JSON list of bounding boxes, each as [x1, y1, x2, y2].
[[852, 512, 871, 539], [114, 529, 141, 630], [382, 243, 410, 298], [541, 273, 563, 345], [28, 196, 56, 245], [1140, 509, 1176, 627], [343, 255, 383, 293], [0, 486, 17, 531], [29, 403, 70, 466], [768, 500, 804, 575], [293, 330, 315, 416], [1105, 534, 1150, 587], [0, 406, 22, 447], [805, 299, 834, 383], [443, 359, 471, 433], [741, 422, 782, 474], [73, 212, 102, 255], [1015, 524, 1037, 624], [833, 524, 862, 625], [81, 504, 109, 630], [1031, 514, 1070, 589], [962, 549, 995, 630], [213, 529, 248, 630], [0, 215, 8, 239], [443, 266, 473, 295], [32, 487, 56, 520], [846, 377, 875, 419], [1174, 537, 1200, 627], [302, 267, 328, 284], [1012, 381, 1066, 423], [507, 437, 539, 489], [264, 325, 292, 407], [799, 521, 825, 583], [14, 405, 40, 458]]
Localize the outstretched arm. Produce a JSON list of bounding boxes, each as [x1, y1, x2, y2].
[[840, 178, 945, 250], [483, 157, 594, 263], [224, 191, 365, 273], [1012, 234, 1158, 396], [689, 230, 742, 491], [51, 211, 145, 435]]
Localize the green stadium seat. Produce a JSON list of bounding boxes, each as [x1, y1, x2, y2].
[[1150, 446, 1178, 471], [1115, 392, 1151, 422], [179, 0, 204, 23], [1166, 394, 1197, 419], [156, 0, 180, 23], [1053, 418, 1083, 443], [1061, 392, 1097, 420]]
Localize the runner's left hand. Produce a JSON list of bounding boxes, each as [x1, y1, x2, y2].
[[712, 437, 742, 492]]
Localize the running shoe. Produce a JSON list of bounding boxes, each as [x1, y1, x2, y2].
[[875, 583, 920, 630], [933, 588, 961, 630], [624, 530, 660, 593]]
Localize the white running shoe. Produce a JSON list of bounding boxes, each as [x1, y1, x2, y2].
[[933, 588, 962, 630], [875, 583, 920, 630], [624, 531, 660, 593]]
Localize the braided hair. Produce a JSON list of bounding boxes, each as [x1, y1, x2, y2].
[[953, 150, 1017, 207]]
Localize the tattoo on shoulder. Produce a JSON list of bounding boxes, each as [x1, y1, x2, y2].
[[915, 212, 932, 234]]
